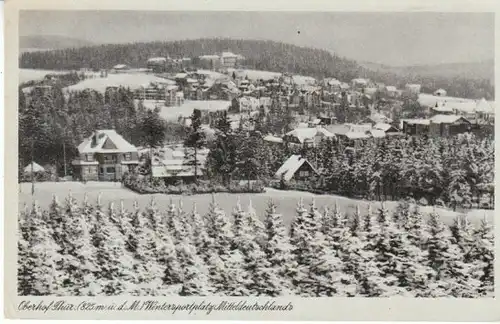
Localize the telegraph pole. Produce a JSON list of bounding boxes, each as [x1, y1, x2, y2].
[[31, 139, 35, 195]]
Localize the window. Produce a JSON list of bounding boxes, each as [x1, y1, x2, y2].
[[124, 153, 131, 161], [106, 167, 116, 174], [99, 167, 104, 174], [85, 154, 93, 162], [299, 171, 309, 177]]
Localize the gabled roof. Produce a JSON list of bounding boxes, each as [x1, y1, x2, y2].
[[24, 162, 45, 173], [78, 130, 138, 154], [374, 123, 399, 132], [275, 155, 317, 181], [430, 114, 470, 124], [285, 127, 335, 143]]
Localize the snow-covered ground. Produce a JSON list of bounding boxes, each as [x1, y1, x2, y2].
[[63, 73, 175, 93], [19, 182, 494, 228], [137, 100, 232, 121], [19, 69, 72, 84]]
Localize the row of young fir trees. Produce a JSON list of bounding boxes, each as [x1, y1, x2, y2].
[[18, 193, 494, 297]]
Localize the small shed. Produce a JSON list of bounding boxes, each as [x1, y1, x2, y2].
[[24, 162, 45, 174], [275, 155, 318, 182]]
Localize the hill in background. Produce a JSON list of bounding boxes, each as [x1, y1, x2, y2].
[[19, 37, 494, 100], [20, 35, 94, 52], [360, 60, 494, 84]]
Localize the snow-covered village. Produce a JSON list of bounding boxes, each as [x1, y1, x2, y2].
[[16, 11, 494, 298]]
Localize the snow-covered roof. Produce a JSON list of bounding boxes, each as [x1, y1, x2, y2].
[[24, 162, 45, 173], [373, 123, 396, 132], [352, 78, 368, 84], [78, 129, 138, 154], [175, 73, 188, 79], [430, 114, 470, 124], [325, 124, 351, 135], [196, 70, 226, 80], [113, 64, 128, 69], [275, 155, 316, 181], [263, 135, 283, 143], [385, 86, 397, 92], [328, 79, 341, 86], [401, 119, 431, 127], [148, 57, 167, 63], [370, 129, 386, 138], [368, 112, 393, 124], [345, 131, 370, 140], [285, 127, 335, 143], [199, 55, 220, 60], [222, 52, 238, 58], [432, 104, 454, 113], [434, 88, 447, 95]]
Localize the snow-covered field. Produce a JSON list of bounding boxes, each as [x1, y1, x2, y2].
[[63, 73, 175, 93], [18, 182, 493, 227], [137, 100, 232, 121], [19, 69, 72, 84]]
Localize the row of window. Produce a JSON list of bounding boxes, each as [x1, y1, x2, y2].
[[82, 166, 117, 174], [100, 167, 116, 174], [84, 153, 132, 162]]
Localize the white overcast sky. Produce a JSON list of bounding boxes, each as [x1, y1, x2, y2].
[[20, 11, 494, 66]]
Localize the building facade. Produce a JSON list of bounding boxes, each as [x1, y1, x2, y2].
[[72, 130, 139, 181]]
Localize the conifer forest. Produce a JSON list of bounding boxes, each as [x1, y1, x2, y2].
[[18, 194, 494, 297]]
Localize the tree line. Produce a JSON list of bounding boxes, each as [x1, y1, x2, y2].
[[18, 194, 493, 297], [182, 110, 494, 210]]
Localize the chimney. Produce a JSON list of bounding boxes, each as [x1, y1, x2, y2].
[[91, 130, 99, 147]]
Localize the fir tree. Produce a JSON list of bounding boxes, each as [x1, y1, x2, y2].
[[350, 204, 363, 237], [92, 198, 136, 295], [189, 203, 213, 263], [246, 198, 267, 247], [263, 201, 297, 294], [404, 205, 428, 249], [22, 201, 63, 295], [205, 195, 233, 257], [471, 216, 494, 297]]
